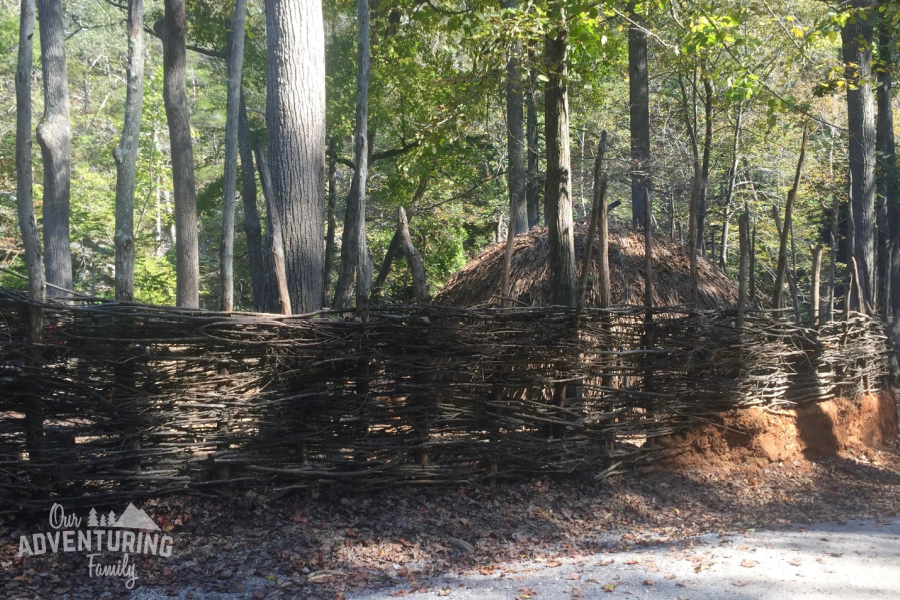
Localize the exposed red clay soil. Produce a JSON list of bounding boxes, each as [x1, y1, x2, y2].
[[656, 391, 899, 474]]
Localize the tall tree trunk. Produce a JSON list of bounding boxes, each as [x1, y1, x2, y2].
[[526, 67, 541, 229], [36, 0, 73, 296], [323, 141, 337, 307], [544, 3, 576, 307], [502, 0, 528, 235], [219, 0, 248, 311], [876, 27, 900, 333], [113, 0, 144, 302], [266, 0, 326, 313], [842, 1, 877, 313], [17, 0, 45, 333], [397, 207, 428, 304], [628, 11, 650, 229], [238, 92, 270, 312], [160, 0, 200, 308], [334, 0, 371, 310]]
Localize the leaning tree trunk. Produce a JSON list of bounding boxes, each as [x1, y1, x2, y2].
[[628, 11, 650, 230], [36, 0, 73, 296], [219, 0, 249, 311], [842, 1, 877, 313], [544, 3, 576, 307], [502, 0, 528, 235], [17, 0, 45, 333], [876, 27, 900, 333], [334, 0, 371, 310], [266, 0, 327, 313], [238, 92, 271, 312], [113, 0, 145, 302], [526, 67, 541, 229], [160, 0, 200, 308]]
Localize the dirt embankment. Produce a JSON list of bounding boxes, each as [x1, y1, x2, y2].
[[656, 391, 899, 473]]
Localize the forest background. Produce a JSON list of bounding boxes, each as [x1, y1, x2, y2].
[[0, 0, 894, 324]]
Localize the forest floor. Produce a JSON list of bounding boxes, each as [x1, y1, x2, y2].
[[2, 397, 899, 600]]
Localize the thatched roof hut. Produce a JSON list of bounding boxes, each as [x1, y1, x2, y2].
[[435, 221, 739, 309]]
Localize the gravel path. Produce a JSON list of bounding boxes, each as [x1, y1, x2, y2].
[[125, 519, 900, 600], [345, 519, 900, 600]]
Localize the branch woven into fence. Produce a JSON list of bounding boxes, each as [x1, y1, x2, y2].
[[0, 288, 888, 509]]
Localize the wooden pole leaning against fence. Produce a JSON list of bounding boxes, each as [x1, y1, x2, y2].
[[576, 131, 607, 325], [773, 127, 808, 320], [398, 206, 429, 304], [253, 139, 292, 315], [737, 211, 750, 328]]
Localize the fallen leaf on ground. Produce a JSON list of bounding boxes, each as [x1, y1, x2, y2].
[[741, 559, 759, 568], [733, 580, 750, 587]]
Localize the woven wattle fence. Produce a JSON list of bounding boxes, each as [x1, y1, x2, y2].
[[0, 288, 888, 509]]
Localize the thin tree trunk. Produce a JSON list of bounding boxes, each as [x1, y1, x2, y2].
[[544, 3, 576, 307], [36, 0, 73, 296], [160, 0, 200, 308], [501, 0, 527, 235], [334, 0, 371, 310], [629, 11, 650, 229], [697, 78, 713, 257], [219, 0, 248, 311], [719, 104, 743, 272], [842, 1, 877, 313], [238, 93, 270, 312], [323, 140, 337, 307], [254, 139, 292, 315], [737, 211, 749, 328], [526, 67, 541, 229], [397, 206, 428, 304], [266, 0, 326, 313], [643, 188, 653, 308], [113, 0, 144, 302], [688, 166, 701, 306], [372, 173, 429, 297], [811, 245, 823, 325], [773, 129, 808, 317]]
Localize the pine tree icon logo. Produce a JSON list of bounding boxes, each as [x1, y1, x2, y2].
[[99, 514, 107, 527], [87, 508, 99, 527]]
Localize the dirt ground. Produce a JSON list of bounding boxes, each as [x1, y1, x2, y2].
[[1, 392, 898, 600]]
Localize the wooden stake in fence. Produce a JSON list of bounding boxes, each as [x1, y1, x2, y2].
[[737, 211, 750, 328], [398, 206, 429, 304], [773, 128, 808, 319], [810, 244, 824, 326], [254, 139, 292, 315]]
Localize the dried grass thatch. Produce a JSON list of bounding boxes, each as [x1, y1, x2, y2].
[[436, 221, 739, 309]]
